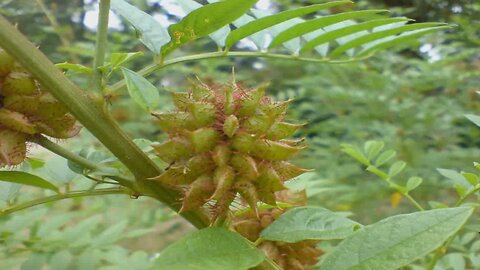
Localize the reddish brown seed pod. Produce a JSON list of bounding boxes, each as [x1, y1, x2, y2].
[[151, 79, 310, 222], [0, 49, 81, 168]]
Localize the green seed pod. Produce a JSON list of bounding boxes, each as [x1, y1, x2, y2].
[[266, 122, 304, 140], [190, 127, 219, 153], [152, 112, 196, 132], [170, 91, 190, 111], [231, 132, 256, 153], [0, 49, 15, 76], [235, 180, 259, 215], [243, 113, 274, 135], [35, 93, 68, 120], [252, 139, 303, 161], [152, 79, 310, 220], [231, 153, 259, 180], [223, 114, 239, 138], [1, 72, 38, 96], [180, 175, 215, 213], [34, 114, 80, 138], [272, 161, 312, 181], [238, 86, 266, 117], [212, 144, 231, 167], [0, 108, 37, 134], [188, 101, 216, 126], [211, 166, 235, 200], [0, 129, 27, 166], [3, 95, 40, 115], [152, 138, 192, 163]]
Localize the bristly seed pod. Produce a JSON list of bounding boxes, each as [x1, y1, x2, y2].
[[0, 48, 80, 167], [151, 78, 310, 221]]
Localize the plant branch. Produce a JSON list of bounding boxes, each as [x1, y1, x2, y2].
[[92, 0, 110, 93], [0, 188, 130, 217], [0, 15, 210, 229], [109, 51, 370, 92], [29, 135, 134, 188]]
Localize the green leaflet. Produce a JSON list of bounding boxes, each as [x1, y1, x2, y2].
[[260, 206, 361, 242], [300, 17, 411, 53], [269, 10, 388, 49], [356, 26, 452, 57], [0, 171, 59, 193], [161, 0, 258, 56], [465, 114, 480, 128], [319, 207, 474, 270], [330, 22, 447, 57], [225, 1, 352, 49], [111, 0, 170, 54], [152, 227, 265, 270], [121, 67, 160, 111], [177, 0, 230, 47]]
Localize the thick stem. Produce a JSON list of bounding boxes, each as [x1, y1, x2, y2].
[[0, 188, 129, 217], [109, 51, 369, 92], [0, 15, 209, 228], [92, 0, 110, 92]]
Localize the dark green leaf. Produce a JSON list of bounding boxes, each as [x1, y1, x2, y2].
[[357, 26, 451, 57], [161, 0, 258, 56], [331, 23, 447, 57], [0, 171, 59, 193], [260, 206, 361, 242], [153, 227, 265, 270], [121, 67, 160, 111], [111, 0, 170, 54], [55, 62, 92, 74], [110, 52, 144, 70], [269, 10, 387, 49], [319, 207, 474, 270], [301, 17, 411, 53], [225, 1, 352, 49]]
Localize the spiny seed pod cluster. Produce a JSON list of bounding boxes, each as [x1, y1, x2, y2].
[[0, 49, 80, 167], [233, 191, 323, 270], [151, 80, 310, 218]]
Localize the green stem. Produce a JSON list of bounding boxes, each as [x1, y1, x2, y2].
[[109, 51, 369, 92], [455, 185, 480, 207], [0, 188, 129, 217], [0, 15, 209, 229], [29, 135, 134, 188], [403, 193, 425, 211], [92, 0, 111, 93]]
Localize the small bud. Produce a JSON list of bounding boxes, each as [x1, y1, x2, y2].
[[212, 144, 231, 167], [211, 166, 235, 200], [266, 122, 304, 140], [238, 86, 265, 117]]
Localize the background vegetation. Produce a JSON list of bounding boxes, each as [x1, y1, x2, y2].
[[0, 0, 479, 269]]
